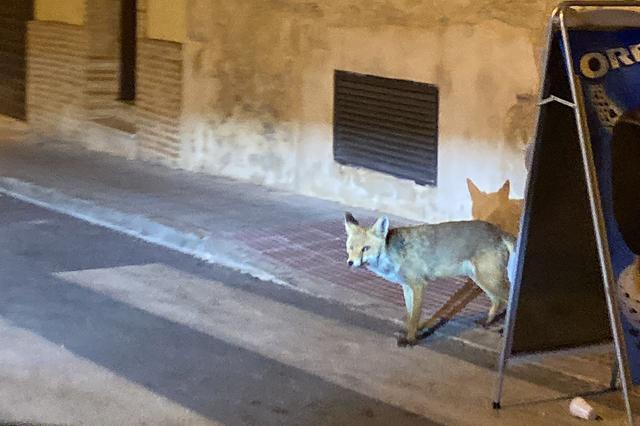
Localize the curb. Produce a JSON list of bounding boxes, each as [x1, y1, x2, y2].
[[0, 177, 292, 290]]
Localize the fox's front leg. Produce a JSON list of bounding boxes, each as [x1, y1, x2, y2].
[[397, 281, 423, 347], [394, 285, 413, 342]]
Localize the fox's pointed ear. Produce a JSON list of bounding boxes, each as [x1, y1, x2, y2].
[[467, 178, 481, 199], [372, 216, 389, 238], [498, 180, 511, 199], [344, 212, 359, 233]]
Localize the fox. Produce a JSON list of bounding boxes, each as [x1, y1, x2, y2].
[[344, 212, 515, 346], [467, 178, 523, 237]]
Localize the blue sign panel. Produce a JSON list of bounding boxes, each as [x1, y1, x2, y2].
[[567, 28, 640, 383]]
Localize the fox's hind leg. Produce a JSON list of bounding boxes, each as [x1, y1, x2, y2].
[[484, 298, 506, 327], [469, 254, 510, 327]]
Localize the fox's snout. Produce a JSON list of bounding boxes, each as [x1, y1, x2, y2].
[[346, 257, 361, 268]]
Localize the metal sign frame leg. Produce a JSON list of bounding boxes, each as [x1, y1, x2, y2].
[[611, 360, 620, 390], [493, 3, 637, 425], [492, 4, 557, 410]]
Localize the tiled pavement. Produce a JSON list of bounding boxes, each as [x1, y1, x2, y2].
[[233, 217, 494, 331]]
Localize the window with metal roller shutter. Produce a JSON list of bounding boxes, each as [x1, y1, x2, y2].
[[333, 70, 439, 186]]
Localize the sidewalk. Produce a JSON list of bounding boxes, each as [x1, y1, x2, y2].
[[0, 122, 494, 341], [0, 119, 616, 389]]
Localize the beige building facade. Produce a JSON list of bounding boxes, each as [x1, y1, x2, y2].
[[20, 0, 557, 222]]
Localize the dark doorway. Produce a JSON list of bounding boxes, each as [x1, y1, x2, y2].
[[120, 0, 137, 101], [0, 0, 34, 120]]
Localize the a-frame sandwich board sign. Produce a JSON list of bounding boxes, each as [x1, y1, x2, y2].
[[493, 3, 640, 425]]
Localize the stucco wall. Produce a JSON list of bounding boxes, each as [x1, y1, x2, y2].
[[26, 0, 557, 223], [179, 0, 557, 222], [147, 0, 186, 42], [35, 0, 85, 25]]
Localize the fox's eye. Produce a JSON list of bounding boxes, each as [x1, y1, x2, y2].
[[362, 246, 370, 252]]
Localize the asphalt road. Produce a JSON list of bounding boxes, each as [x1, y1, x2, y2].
[[2, 195, 630, 426], [0, 195, 438, 426]]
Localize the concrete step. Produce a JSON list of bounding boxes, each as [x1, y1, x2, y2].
[[86, 116, 138, 160]]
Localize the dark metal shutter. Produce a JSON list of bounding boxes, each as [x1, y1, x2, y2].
[[333, 70, 438, 186], [0, 0, 33, 120]]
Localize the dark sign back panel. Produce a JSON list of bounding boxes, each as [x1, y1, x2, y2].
[[511, 33, 612, 355]]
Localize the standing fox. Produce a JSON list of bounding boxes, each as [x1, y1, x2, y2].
[[466, 178, 523, 237], [344, 212, 515, 346]]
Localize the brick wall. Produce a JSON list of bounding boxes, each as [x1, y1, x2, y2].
[[85, 0, 121, 119], [85, 57, 119, 119], [27, 1, 185, 166], [27, 21, 88, 140], [136, 38, 183, 165]]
